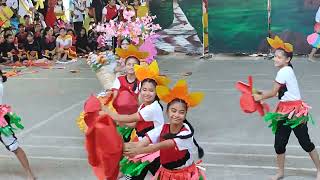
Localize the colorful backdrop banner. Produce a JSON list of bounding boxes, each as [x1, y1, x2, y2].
[[151, 0, 319, 54]]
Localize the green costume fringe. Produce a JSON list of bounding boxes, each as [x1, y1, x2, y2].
[[264, 112, 314, 134], [0, 113, 24, 137], [120, 156, 150, 176], [116, 125, 133, 141], [199, 175, 204, 180]]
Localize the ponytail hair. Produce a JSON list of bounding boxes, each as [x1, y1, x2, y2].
[[163, 98, 204, 159]]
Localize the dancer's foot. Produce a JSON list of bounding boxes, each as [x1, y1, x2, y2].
[[316, 171, 320, 180], [308, 58, 316, 62], [270, 172, 284, 180], [308, 55, 317, 62], [27, 173, 36, 180]]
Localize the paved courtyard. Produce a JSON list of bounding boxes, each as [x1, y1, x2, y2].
[[0, 55, 320, 179]]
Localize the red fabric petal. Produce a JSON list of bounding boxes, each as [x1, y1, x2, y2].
[[84, 95, 101, 113], [84, 103, 123, 180]]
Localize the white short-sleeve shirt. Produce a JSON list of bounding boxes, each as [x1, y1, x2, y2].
[[72, 0, 85, 22], [111, 77, 139, 94], [147, 123, 195, 169], [275, 66, 301, 101], [56, 35, 72, 48], [111, 78, 121, 90], [138, 101, 164, 128]]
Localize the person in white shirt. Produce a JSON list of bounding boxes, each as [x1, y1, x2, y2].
[[0, 70, 36, 180], [254, 36, 320, 180], [123, 80, 206, 180], [316, 6, 320, 23], [102, 0, 120, 23], [71, 0, 85, 36], [309, 6, 320, 62], [6, 0, 18, 10], [102, 60, 169, 179], [18, 0, 34, 20]]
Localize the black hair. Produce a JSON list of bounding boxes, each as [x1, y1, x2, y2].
[[18, 24, 25, 28], [121, 37, 130, 44], [140, 78, 163, 110], [23, 15, 30, 19], [67, 29, 75, 35], [43, 27, 52, 37], [162, 98, 204, 159], [3, 28, 12, 36], [0, 70, 7, 83], [59, 27, 66, 31], [4, 34, 13, 39], [125, 56, 140, 65], [34, 12, 40, 21], [27, 31, 34, 37]]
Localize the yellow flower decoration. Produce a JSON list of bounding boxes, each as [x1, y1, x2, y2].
[[115, 45, 149, 61], [267, 35, 293, 53], [76, 112, 86, 133], [134, 60, 170, 86], [156, 79, 204, 108]]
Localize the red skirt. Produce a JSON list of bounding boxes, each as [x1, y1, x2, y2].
[[152, 163, 206, 180]]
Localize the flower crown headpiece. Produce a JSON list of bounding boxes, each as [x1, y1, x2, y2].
[[267, 35, 293, 53], [134, 60, 170, 86], [116, 45, 149, 61], [156, 79, 204, 108]]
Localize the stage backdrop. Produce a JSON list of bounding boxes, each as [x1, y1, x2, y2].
[[151, 0, 319, 54]]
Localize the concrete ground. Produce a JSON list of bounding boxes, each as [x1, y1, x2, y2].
[[0, 55, 320, 180]]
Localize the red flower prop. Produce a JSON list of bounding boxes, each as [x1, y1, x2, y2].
[[84, 95, 123, 180], [235, 76, 270, 116]]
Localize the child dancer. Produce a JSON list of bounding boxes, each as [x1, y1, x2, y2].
[[124, 79, 206, 180], [114, 38, 131, 76], [102, 60, 170, 179], [111, 45, 149, 142], [253, 36, 320, 180], [0, 70, 35, 180]]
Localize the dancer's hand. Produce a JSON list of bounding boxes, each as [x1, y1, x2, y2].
[[102, 107, 118, 120], [124, 145, 140, 157], [124, 142, 139, 150], [252, 88, 263, 95], [253, 94, 263, 101], [99, 111, 106, 116]]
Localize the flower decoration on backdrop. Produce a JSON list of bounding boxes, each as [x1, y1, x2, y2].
[[95, 15, 161, 45]]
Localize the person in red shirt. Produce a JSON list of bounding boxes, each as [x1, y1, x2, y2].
[[102, 0, 120, 23]]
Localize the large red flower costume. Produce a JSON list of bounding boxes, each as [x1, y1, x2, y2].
[[84, 95, 123, 180]]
